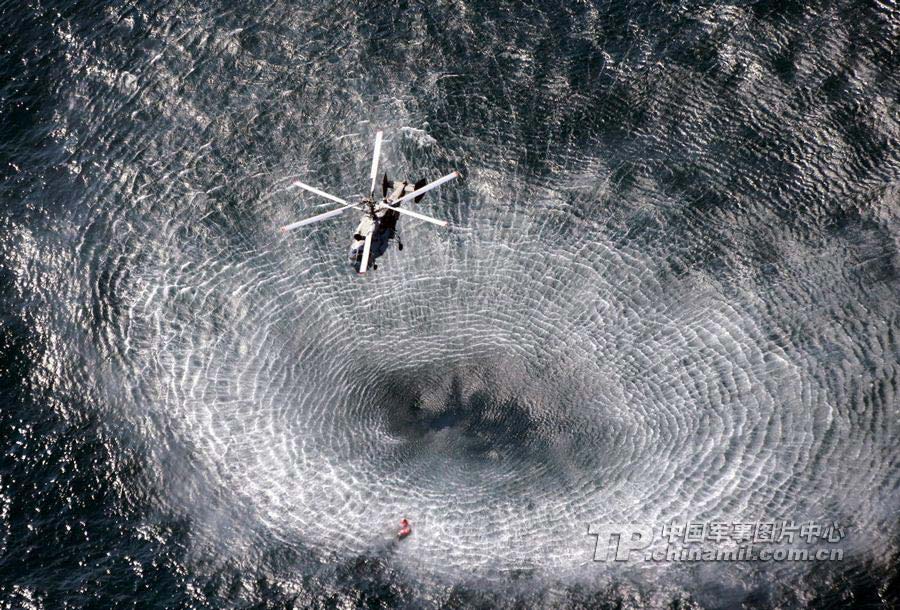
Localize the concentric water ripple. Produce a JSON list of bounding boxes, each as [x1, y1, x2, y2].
[[3, 0, 898, 605]]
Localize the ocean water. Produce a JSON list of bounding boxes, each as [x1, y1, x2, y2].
[[1, 0, 898, 608]]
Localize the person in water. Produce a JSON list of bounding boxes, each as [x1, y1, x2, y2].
[[398, 518, 411, 539]]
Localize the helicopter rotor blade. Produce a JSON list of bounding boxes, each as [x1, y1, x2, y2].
[[377, 203, 448, 227], [393, 171, 460, 206], [368, 131, 383, 198], [280, 203, 359, 232], [292, 181, 351, 206], [358, 230, 374, 274]]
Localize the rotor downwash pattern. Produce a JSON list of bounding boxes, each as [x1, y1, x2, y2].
[[4, 0, 898, 605]]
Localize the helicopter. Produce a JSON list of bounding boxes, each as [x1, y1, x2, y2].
[[279, 131, 460, 274]]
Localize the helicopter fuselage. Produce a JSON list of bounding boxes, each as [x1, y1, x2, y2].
[[348, 179, 414, 271], [278, 130, 457, 276]]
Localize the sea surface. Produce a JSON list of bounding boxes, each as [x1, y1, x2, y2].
[[1, 1, 898, 608]]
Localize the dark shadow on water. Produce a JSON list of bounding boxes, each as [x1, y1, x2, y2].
[[377, 367, 549, 462]]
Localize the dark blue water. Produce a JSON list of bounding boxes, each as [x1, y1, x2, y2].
[[1, 1, 898, 608]]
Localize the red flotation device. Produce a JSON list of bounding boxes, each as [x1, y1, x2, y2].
[[398, 518, 411, 539]]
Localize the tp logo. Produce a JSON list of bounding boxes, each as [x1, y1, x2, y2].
[[588, 524, 654, 561]]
